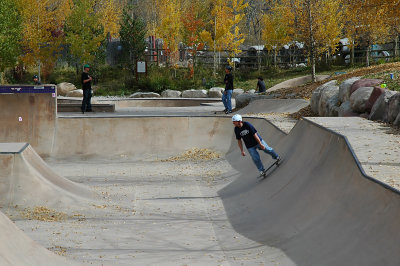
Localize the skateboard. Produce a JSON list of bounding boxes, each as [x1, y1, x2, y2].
[[258, 158, 283, 180], [214, 110, 231, 114]]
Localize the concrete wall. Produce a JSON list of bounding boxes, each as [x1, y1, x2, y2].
[[0, 93, 56, 156]]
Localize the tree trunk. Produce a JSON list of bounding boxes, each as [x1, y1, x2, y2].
[[395, 35, 399, 58], [75, 63, 79, 76], [307, 0, 316, 82], [366, 45, 370, 67], [213, 16, 217, 77]]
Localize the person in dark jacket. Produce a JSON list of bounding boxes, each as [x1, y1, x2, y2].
[[222, 65, 233, 114], [256, 76, 266, 93], [81, 64, 93, 114]]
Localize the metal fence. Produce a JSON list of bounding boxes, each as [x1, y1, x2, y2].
[[106, 39, 400, 69]]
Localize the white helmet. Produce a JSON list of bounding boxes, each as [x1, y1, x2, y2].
[[232, 114, 242, 122]]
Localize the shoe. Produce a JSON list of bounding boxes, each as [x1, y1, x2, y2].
[[225, 110, 229, 114], [259, 170, 266, 177], [223, 109, 227, 112], [275, 156, 281, 164], [228, 110, 232, 113]]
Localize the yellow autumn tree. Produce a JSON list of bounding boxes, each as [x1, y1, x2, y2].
[[344, 0, 392, 66], [293, 0, 344, 81], [17, 0, 73, 78], [155, 0, 183, 66], [97, 0, 122, 39], [199, 0, 247, 73], [262, 0, 295, 67], [225, 0, 248, 67]]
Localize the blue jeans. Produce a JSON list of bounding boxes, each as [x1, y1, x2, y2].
[[247, 139, 279, 172], [81, 89, 92, 112], [222, 90, 233, 111]]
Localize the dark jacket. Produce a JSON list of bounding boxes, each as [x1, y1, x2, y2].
[[224, 73, 233, 91]]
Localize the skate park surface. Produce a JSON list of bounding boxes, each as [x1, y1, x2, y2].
[[1, 91, 400, 265]]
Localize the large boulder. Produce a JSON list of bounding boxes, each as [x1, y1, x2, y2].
[[350, 79, 382, 96], [394, 113, 400, 126], [232, 88, 244, 98], [326, 94, 340, 117], [235, 93, 259, 109], [311, 80, 338, 113], [338, 101, 358, 117], [369, 90, 398, 121], [318, 83, 339, 116], [387, 93, 400, 123], [350, 87, 374, 113], [208, 87, 224, 98], [365, 86, 385, 113], [129, 92, 161, 98], [181, 89, 208, 98], [57, 82, 77, 96], [66, 89, 83, 97], [339, 77, 361, 102], [161, 90, 181, 98]]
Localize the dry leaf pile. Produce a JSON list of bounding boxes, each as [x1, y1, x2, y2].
[[20, 206, 67, 222], [163, 148, 221, 162]]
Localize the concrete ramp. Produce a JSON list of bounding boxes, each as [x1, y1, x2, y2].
[[0, 210, 76, 265], [267, 75, 330, 92], [221, 118, 400, 266], [0, 143, 94, 210], [238, 98, 309, 114]]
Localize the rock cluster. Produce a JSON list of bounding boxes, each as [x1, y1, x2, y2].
[[121, 88, 247, 99], [57, 83, 247, 99], [57, 82, 80, 97], [310, 78, 400, 126]]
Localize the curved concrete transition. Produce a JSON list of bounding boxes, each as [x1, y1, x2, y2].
[[237, 98, 309, 114], [222, 118, 400, 266], [1, 116, 397, 265], [267, 75, 330, 92], [0, 143, 95, 212], [0, 210, 76, 265]]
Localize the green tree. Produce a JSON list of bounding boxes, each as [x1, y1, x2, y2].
[[0, 0, 21, 73], [65, 0, 104, 67], [119, 6, 147, 73]]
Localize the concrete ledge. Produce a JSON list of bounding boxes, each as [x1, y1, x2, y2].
[[57, 103, 115, 112], [0, 143, 28, 154]]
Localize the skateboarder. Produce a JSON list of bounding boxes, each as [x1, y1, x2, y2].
[[222, 65, 233, 114], [232, 114, 280, 177]]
